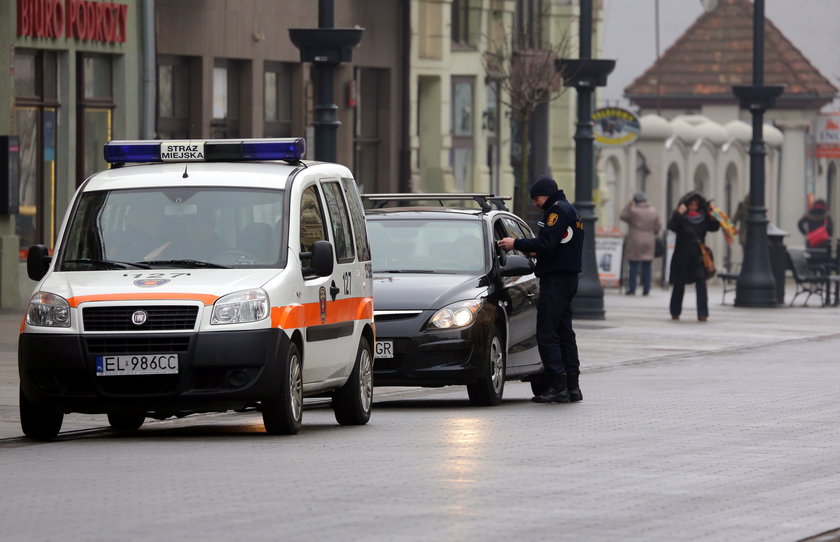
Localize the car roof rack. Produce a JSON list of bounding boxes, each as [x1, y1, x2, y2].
[[361, 193, 510, 212]]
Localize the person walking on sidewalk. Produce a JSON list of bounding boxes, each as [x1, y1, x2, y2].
[[668, 191, 720, 321], [620, 191, 661, 296], [498, 176, 584, 404]]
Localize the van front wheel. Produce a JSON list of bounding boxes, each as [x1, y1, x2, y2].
[[20, 386, 64, 441], [262, 342, 303, 435], [332, 337, 373, 426]]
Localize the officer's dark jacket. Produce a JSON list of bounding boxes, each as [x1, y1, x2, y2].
[[513, 190, 583, 276]]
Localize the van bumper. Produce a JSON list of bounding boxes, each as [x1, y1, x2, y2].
[[18, 329, 291, 416]]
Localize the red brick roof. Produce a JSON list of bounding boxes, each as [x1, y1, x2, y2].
[[625, 0, 837, 110]]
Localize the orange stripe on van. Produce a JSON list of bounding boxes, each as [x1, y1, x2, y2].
[[20, 317, 26, 334], [271, 296, 373, 329], [67, 293, 220, 308]]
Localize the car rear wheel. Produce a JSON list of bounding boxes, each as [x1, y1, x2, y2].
[[19, 386, 64, 441], [333, 336, 373, 425], [262, 342, 303, 435], [467, 328, 505, 406], [107, 413, 145, 431]]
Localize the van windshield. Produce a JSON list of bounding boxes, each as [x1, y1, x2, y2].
[[367, 219, 486, 274], [59, 187, 286, 270]]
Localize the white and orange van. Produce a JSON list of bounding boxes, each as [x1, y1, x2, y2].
[[19, 138, 374, 440]]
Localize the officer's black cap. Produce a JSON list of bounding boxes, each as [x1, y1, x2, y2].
[[530, 175, 558, 198]]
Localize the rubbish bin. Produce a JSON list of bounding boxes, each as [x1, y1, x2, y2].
[[767, 223, 789, 305]]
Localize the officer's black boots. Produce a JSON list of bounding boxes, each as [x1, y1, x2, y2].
[[567, 373, 583, 402], [532, 373, 571, 403]]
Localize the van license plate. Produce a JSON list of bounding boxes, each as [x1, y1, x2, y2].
[[374, 341, 393, 359], [96, 354, 179, 376]]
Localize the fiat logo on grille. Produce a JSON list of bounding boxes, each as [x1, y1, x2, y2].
[[131, 311, 148, 326]]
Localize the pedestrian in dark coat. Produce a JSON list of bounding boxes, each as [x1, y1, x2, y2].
[[668, 191, 720, 321], [797, 199, 833, 261]]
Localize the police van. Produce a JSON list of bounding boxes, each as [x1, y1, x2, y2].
[[19, 138, 375, 440]]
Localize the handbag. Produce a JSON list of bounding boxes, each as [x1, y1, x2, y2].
[[806, 219, 830, 247], [697, 241, 716, 279], [655, 236, 665, 258]]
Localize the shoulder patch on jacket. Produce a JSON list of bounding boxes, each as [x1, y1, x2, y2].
[[547, 213, 559, 227]]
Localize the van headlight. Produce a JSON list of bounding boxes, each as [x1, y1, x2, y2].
[[427, 300, 483, 330], [211, 289, 269, 325], [26, 292, 71, 328]]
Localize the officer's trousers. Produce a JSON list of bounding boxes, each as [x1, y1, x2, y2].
[[536, 273, 580, 375]]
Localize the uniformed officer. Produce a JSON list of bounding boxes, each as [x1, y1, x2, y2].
[[497, 176, 584, 403]]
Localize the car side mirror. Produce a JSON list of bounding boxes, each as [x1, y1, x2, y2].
[[499, 254, 534, 277], [302, 240, 334, 277], [27, 245, 51, 281]]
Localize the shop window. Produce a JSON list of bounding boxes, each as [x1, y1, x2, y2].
[[14, 49, 60, 253], [77, 53, 114, 184], [157, 56, 192, 138], [264, 62, 293, 137], [451, 0, 481, 48], [354, 68, 384, 191], [212, 59, 242, 138], [451, 77, 475, 191]]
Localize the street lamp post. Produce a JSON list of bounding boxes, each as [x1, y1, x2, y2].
[[289, 0, 363, 162], [733, 0, 784, 307], [556, 0, 615, 320]]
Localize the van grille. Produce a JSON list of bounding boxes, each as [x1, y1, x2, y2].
[[85, 337, 191, 355], [83, 306, 199, 331]]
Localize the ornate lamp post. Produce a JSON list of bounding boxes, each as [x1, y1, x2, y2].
[[556, 0, 615, 320], [289, 0, 363, 162], [733, 0, 784, 307]]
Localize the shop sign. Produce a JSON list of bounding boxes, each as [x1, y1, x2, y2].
[[815, 113, 840, 159], [592, 107, 641, 147], [17, 0, 129, 43]]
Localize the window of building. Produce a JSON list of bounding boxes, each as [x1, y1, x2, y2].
[[515, 0, 544, 50], [354, 68, 383, 192], [14, 49, 60, 253], [157, 56, 192, 138], [78, 53, 114, 184], [451, 76, 475, 191], [264, 62, 293, 137], [451, 0, 481, 47], [212, 59, 242, 138]]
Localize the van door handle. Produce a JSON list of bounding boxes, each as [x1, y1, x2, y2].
[[330, 282, 340, 301]]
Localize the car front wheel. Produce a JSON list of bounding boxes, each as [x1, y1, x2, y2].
[[262, 342, 303, 435], [467, 327, 505, 406], [20, 386, 64, 441], [333, 336, 373, 425]]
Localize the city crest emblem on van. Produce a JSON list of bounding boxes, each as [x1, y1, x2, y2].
[[134, 279, 171, 288], [319, 286, 327, 324]]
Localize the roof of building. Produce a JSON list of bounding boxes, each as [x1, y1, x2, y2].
[[625, 0, 837, 110]]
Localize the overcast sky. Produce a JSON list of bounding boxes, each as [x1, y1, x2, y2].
[[601, 0, 840, 111]]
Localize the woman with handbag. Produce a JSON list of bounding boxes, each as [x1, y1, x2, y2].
[[797, 199, 833, 258], [668, 191, 720, 321], [620, 191, 661, 296]]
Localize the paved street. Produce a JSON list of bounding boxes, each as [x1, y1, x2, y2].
[[1, 285, 839, 541]]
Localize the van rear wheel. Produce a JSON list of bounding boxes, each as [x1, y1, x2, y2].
[[19, 386, 63, 441], [332, 337, 373, 425], [262, 342, 303, 435]]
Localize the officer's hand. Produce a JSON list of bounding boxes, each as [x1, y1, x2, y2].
[[497, 237, 516, 251], [678, 203, 687, 214]]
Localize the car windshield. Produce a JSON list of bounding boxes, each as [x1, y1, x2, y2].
[[367, 218, 486, 274], [59, 187, 286, 270]]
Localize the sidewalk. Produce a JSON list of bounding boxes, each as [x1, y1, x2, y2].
[[1, 281, 838, 440]]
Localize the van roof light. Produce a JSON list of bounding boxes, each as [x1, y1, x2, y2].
[[104, 138, 306, 164]]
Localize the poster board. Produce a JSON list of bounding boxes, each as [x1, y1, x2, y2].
[[595, 227, 624, 288]]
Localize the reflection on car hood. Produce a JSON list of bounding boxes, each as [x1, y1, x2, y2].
[[373, 273, 485, 310]]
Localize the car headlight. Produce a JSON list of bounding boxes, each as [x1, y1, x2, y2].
[[26, 292, 71, 328], [211, 289, 269, 325], [427, 300, 483, 330]]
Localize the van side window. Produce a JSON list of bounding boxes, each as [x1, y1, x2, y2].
[[340, 177, 371, 262], [300, 185, 328, 269], [323, 181, 355, 263]]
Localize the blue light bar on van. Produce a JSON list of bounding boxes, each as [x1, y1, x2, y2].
[[103, 138, 306, 164]]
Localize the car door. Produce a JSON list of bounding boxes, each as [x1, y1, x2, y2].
[[496, 216, 539, 353]]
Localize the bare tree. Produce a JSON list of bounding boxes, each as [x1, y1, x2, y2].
[[482, 5, 571, 216]]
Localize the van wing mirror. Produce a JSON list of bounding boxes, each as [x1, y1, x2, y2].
[[301, 240, 334, 277], [499, 254, 534, 277], [27, 245, 51, 281]]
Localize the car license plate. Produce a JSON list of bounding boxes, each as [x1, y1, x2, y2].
[[96, 354, 179, 376], [374, 341, 393, 359]]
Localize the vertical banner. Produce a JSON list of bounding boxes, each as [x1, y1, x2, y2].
[[595, 227, 624, 288]]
